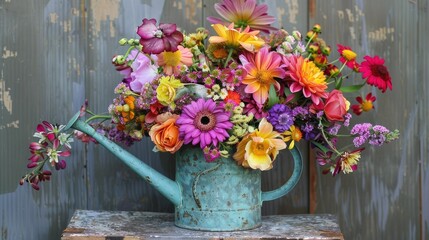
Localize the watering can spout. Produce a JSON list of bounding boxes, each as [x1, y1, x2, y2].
[[64, 112, 182, 206]]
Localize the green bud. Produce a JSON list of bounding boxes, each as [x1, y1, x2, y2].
[[312, 24, 322, 33], [127, 39, 135, 45], [115, 55, 126, 65], [248, 126, 255, 133], [322, 46, 331, 55], [118, 38, 128, 45], [219, 150, 230, 158]]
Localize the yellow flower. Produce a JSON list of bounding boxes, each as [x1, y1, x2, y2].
[[156, 76, 184, 109], [208, 23, 265, 52], [339, 150, 362, 174], [233, 118, 286, 171], [282, 125, 302, 149], [341, 49, 357, 61]]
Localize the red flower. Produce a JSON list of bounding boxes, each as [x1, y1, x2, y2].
[[224, 91, 241, 105], [359, 55, 392, 93], [337, 44, 359, 71], [137, 18, 183, 54], [351, 93, 376, 115]]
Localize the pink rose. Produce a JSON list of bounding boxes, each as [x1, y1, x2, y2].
[[324, 90, 348, 122]]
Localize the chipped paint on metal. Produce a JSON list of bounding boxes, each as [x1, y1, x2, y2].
[[285, 0, 299, 24], [0, 79, 12, 114], [69, 58, 81, 76], [368, 27, 395, 42], [274, 0, 299, 25], [89, 0, 120, 37], [172, 0, 200, 26], [49, 12, 59, 23], [2, 47, 17, 59], [60, 20, 72, 33], [0, 120, 19, 130]]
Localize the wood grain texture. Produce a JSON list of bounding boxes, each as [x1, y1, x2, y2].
[[310, 0, 422, 239], [61, 210, 343, 240]]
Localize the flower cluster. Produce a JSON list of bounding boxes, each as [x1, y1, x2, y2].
[[21, 0, 399, 189], [20, 122, 73, 190]]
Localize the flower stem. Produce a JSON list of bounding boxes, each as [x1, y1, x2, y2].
[[224, 48, 234, 68], [318, 120, 342, 156], [85, 115, 112, 123]]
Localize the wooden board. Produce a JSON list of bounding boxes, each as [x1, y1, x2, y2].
[[61, 210, 343, 240]]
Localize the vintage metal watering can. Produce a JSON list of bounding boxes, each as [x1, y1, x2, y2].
[[65, 112, 303, 231]]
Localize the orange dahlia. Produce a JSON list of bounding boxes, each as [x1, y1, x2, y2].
[[285, 56, 328, 105]]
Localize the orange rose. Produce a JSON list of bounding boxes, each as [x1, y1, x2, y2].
[[149, 113, 183, 153], [324, 90, 349, 122]]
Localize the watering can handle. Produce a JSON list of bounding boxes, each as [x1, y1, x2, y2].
[[261, 147, 303, 202]]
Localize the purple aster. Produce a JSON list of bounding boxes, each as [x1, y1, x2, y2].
[[176, 99, 232, 148], [267, 104, 294, 132], [137, 18, 183, 54]]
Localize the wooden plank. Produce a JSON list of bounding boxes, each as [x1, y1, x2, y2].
[[418, 0, 429, 239], [61, 210, 343, 240], [310, 0, 421, 239], [0, 0, 88, 239]]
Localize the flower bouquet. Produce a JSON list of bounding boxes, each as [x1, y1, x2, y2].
[[21, 0, 398, 195]]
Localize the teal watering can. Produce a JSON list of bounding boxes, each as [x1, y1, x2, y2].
[[65, 112, 303, 231]]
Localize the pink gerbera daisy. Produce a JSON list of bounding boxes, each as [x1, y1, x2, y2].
[[360, 55, 392, 93], [207, 0, 276, 33], [176, 99, 233, 148]]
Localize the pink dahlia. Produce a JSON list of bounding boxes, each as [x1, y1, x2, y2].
[[137, 18, 183, 54], [176, 99, 232, 148], [359, 55, 392, 93], [207, 0, 276, 33]]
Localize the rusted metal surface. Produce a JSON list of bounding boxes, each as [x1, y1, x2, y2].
[[61, 210, 343, 240], [310, 0, 424, 239]]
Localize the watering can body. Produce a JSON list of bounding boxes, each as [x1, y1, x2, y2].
[[66, 114, 303, 231]]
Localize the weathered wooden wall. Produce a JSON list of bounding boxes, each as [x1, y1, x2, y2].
[[0, 0, 426, 239], [309, 0, 428, 239]]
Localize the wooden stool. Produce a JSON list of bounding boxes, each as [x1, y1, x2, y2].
[[62, 210, 344, 239]]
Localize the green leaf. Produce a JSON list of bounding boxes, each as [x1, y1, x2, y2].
[[335, 77, 343, 89], [339, 83, 366, 92], [311, 140, 330, 153], [267, 84, 279, 108]]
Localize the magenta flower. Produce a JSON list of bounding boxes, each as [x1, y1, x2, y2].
[[21, 121, 74, 190], [359, 55, 392, 93], [176, 98, 232, 148], [137, 18, 184, 54], [207, 0, 276, 33]]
